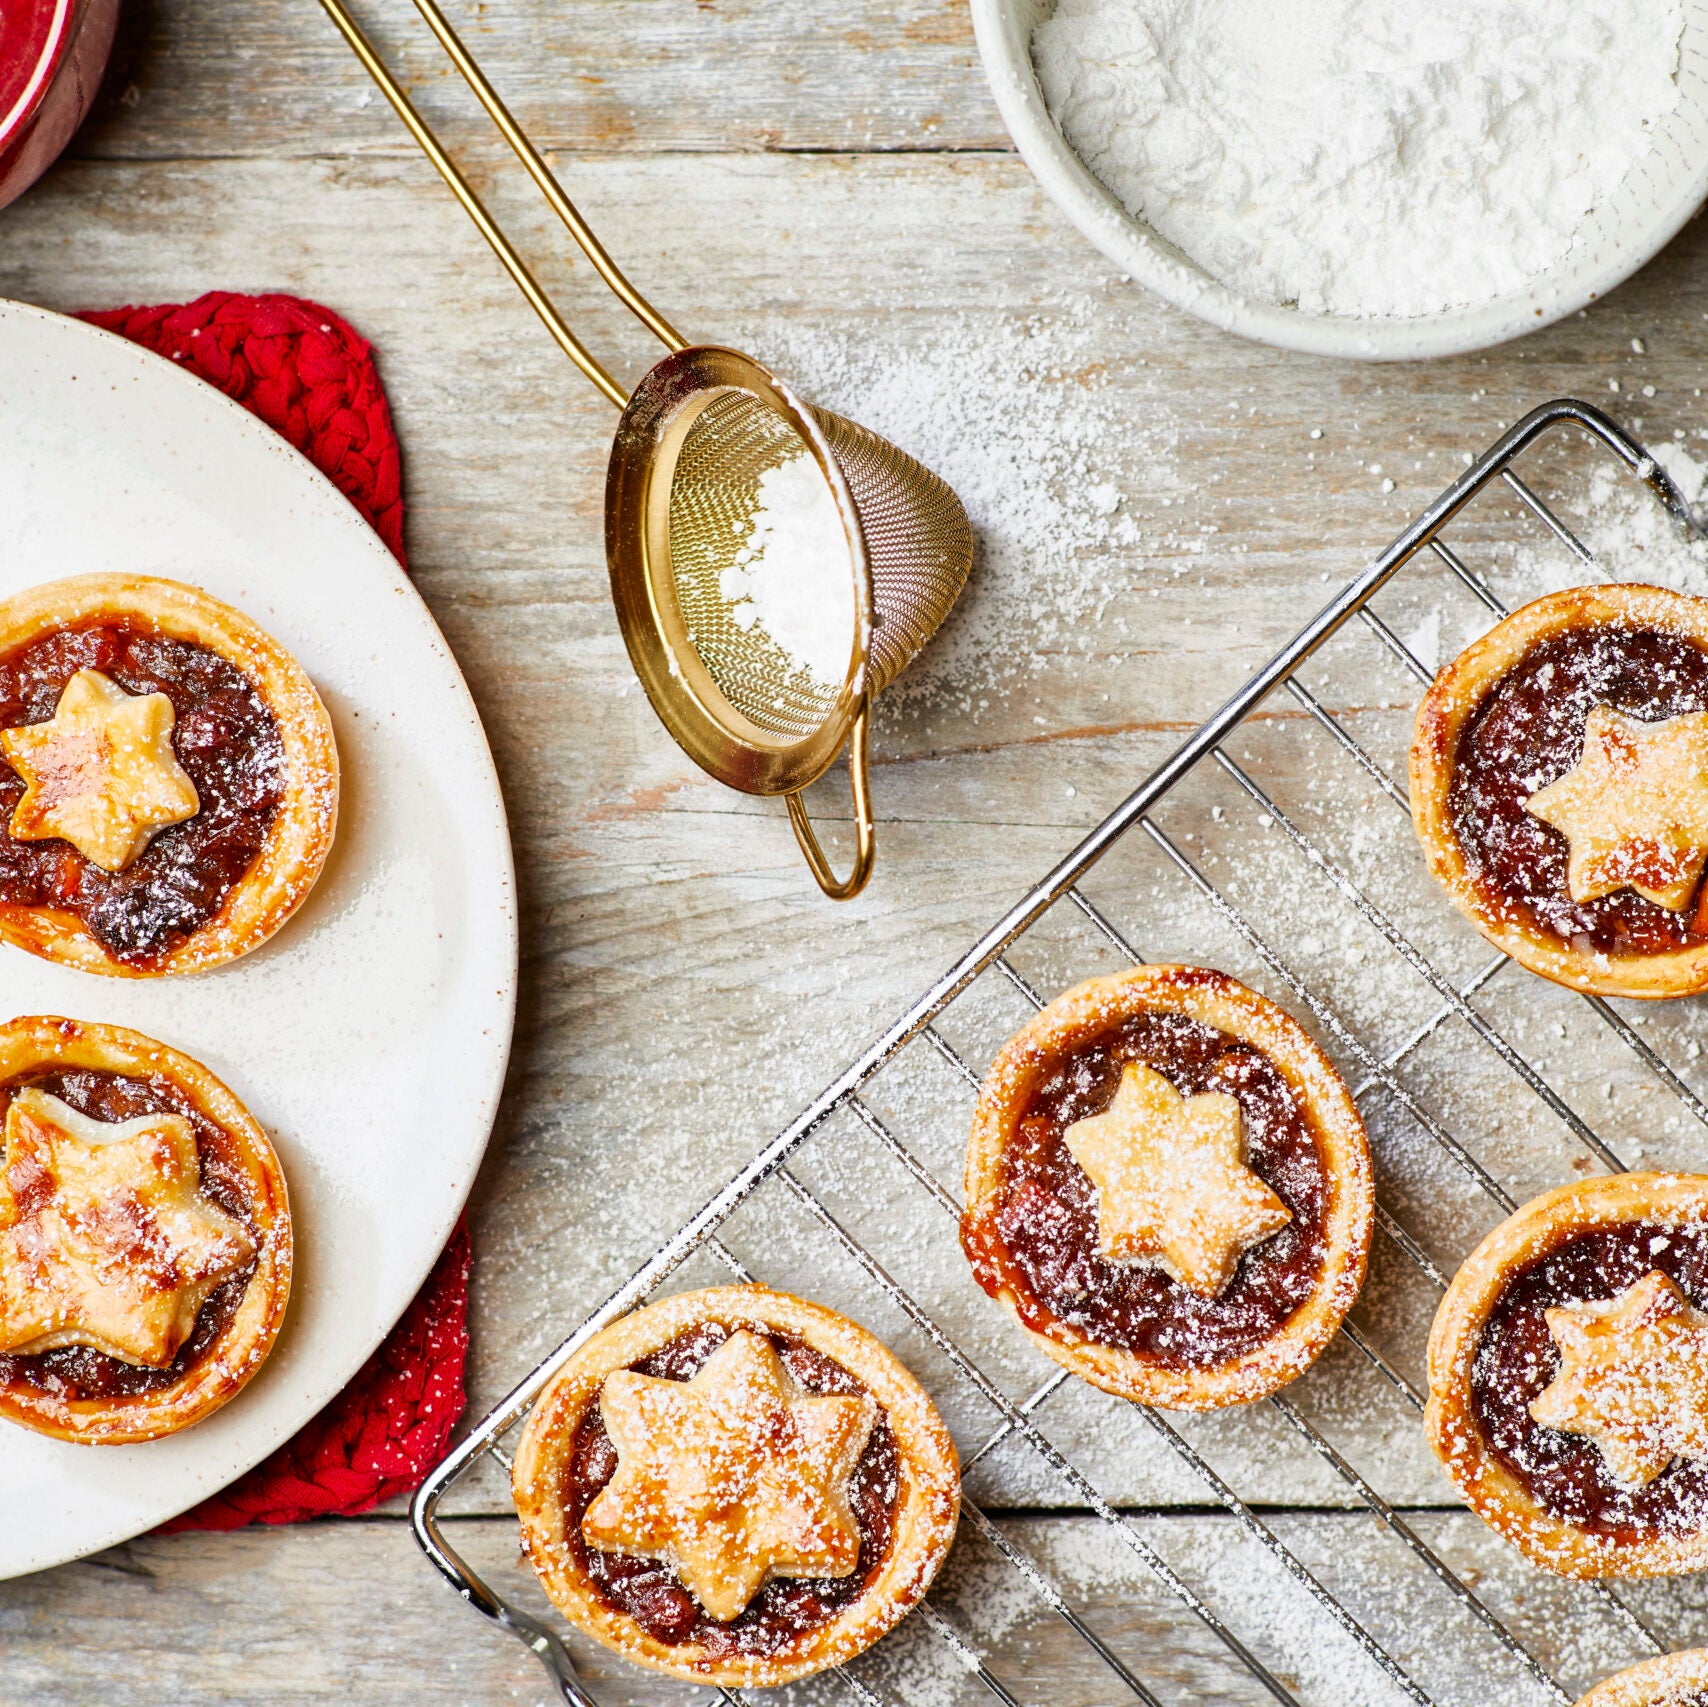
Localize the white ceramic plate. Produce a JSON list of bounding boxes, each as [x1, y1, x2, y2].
[[0, 300, 517, 1576], [972, 0, 1708, 359]]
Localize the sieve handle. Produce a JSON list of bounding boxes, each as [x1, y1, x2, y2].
[[786, 706, 875, 901], [314, 0, 687, 405], [398, 0, 687, 357]]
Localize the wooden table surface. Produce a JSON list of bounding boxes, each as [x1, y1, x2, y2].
[[8, 3, 1708, 1703]]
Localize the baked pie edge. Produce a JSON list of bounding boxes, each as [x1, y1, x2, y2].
[[1574, 1645, 1708, 1706], [0, 1013, 293, 1444], [510, 1283, 961, 1688], [961, 963, 1375, 1411]]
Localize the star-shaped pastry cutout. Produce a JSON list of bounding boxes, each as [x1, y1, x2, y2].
[[1529, 1269, 1708, 1487], [1063, 1060, 1292, 1297], [1524, 704, 1708, 910], [582, 1328, 878, 1621], [0, 1088, 256, 1367], [0, 668, 200, 872]]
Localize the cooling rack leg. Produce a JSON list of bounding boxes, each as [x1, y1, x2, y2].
[[413, 1478, 603, 1706], [506, 1609, 601, 1707]]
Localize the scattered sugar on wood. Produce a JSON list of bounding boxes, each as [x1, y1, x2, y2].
[[1504, 439, 1708, 603], [751, 312, 1187, 714]]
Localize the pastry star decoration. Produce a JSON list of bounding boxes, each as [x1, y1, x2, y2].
[[1063, 1061, 1292, 1297], [0, 1088, 256, 1367], [1529, 1269, 1708, 1488], [0, 668, 199, 872], [1524, 704, 1708, 910], [583, 1328, 878, 1621]]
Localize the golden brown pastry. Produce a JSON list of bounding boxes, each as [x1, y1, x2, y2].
[[0, 1015, 291, 1443], [1576, 1649, 1708, 1706], [1411, 583, 1708, 998], [961, 965, 1374, 1410], [0, 573, 338, 977], [1427, 1172, 1708, 1578], [511, 1285, 959, 1688]]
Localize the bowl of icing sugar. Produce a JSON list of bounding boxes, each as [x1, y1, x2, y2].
[[971, 0, 1708, 358]]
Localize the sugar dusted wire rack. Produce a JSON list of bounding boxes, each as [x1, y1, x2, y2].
[[413, 400, 1708, 1707]]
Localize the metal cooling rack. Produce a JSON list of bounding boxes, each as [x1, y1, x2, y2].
[[412, 399, 1708, 1707]]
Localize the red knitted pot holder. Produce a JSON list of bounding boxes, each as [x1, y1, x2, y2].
[[77, 290, 470, 1530]]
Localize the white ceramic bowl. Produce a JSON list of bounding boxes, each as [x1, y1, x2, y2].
[[971, 0, 1708, 359]]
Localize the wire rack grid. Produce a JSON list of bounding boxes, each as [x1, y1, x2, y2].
[[412, 398, 1708, 1707]]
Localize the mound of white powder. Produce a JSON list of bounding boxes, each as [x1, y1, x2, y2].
[[719, 453, 855, 689], [1033, 0, 1685, 319]]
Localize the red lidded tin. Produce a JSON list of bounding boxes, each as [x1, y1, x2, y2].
[[0, 0, 120, 211]]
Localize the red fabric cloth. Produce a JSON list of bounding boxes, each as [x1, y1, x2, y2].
[[157, 1224, 471, 1531], [78, 290, 470, 1528], [82, 291, 405, 562]]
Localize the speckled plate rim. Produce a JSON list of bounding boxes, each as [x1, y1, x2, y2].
[[972, 0, 1708, 361], [0, 299, 518, 1576]]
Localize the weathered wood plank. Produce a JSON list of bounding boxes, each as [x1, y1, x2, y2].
[[76, 0, 1007, 162], [2, 1510, 1700, 1707]]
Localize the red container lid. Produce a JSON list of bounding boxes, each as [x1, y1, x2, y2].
[[0, 0, 78, 153]]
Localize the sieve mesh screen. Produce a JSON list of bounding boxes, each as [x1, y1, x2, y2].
[[666, 386, 975, 742]]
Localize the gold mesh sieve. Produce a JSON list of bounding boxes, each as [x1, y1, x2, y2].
[[318, 0, 973, 899]]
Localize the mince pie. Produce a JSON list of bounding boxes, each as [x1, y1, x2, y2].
[[1427, 1172, 1708, 1578], [961, 965, 1374, 1409], [1412, 583, 1708, 998], [511, 1284, 960, 1688], [1577, 1650, 1708, 1707], [0, 1015, 291, 1443], [0, 573, 339, 977]]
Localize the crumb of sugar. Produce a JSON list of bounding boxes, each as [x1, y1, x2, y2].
[[1403, 609, 1443, 675]]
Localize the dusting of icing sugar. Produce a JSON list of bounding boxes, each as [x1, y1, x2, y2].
[[718, 452, 856, 690], [750, 314, 1185, 713], [1033, 0, 1685, 320], [1501, 439, 1708, 605], [879, 1507, 1596, 1704]]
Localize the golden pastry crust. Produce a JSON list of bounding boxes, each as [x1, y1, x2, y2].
[[1410, 583, 1708, 999], [962, 965, 1374, 1410], [0, 1015, 291, 1443], [1577, 1649, 1708, 1706], [511, 1285, 960, 1689], [0, 573, 339, 977], [1426, 1172, 1708, 1579]]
